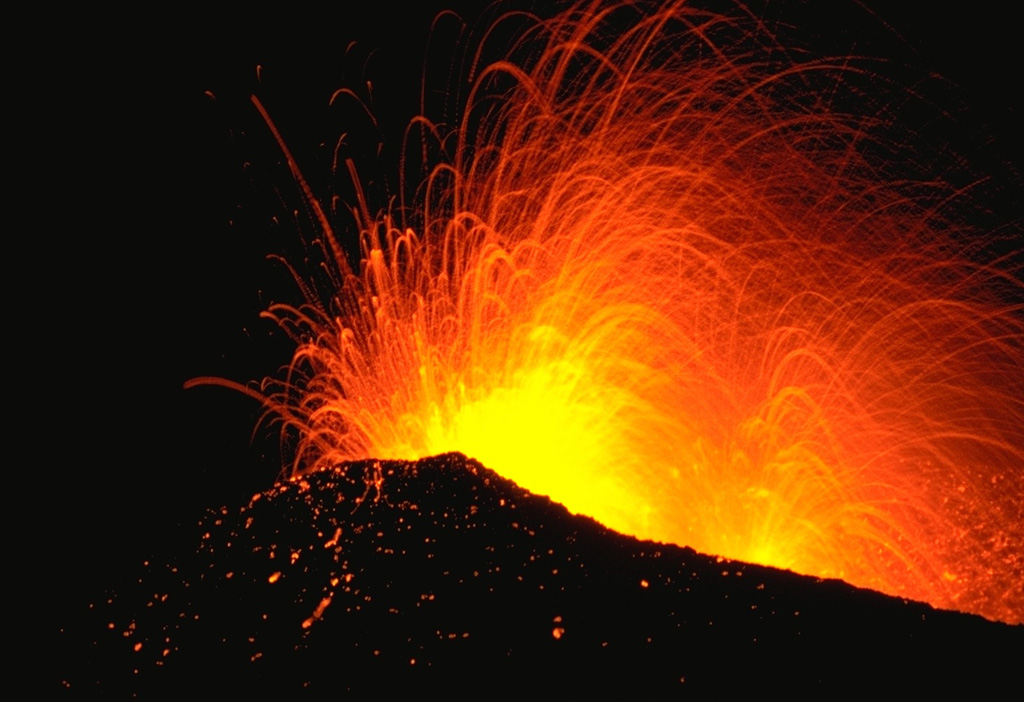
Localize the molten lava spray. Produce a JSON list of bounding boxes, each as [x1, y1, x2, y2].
[[202, 1, 1023, 623]]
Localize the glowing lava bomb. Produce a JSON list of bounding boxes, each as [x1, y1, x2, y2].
[[195, 1, 1023, 623]]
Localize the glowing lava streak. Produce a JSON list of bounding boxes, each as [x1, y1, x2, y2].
[[208, 2, 1024, 623]]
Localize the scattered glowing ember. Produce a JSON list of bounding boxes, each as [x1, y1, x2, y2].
[[195, 1, 1023, 623], [302, 596, 333, 629]]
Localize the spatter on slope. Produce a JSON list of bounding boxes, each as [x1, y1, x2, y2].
[[64, 452, 1021, 696]]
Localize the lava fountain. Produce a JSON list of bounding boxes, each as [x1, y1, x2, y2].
[[195, 1, 1023, 623]]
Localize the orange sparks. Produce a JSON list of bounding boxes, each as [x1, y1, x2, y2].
[[324, 528, 343, 549], [210, 1, 1023, 623], [301, 597, 333, 629]]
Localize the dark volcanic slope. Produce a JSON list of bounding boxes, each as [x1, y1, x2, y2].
[[59, 453, 1020, 697]]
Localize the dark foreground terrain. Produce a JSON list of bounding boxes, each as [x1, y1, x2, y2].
[[58, 453, 1020, 697]]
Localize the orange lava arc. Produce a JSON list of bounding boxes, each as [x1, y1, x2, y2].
[[200, 2, 1023, 624]]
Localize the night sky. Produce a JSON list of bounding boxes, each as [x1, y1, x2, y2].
[[47, 2, 1020, 685]]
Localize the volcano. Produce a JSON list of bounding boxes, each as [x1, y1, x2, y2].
[[58, 453, 1020, 696], [48, 1, 1021, 694]]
